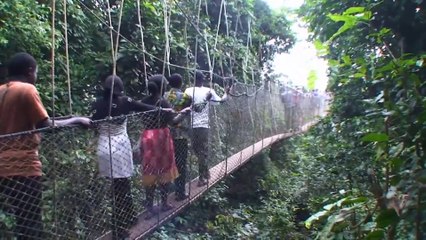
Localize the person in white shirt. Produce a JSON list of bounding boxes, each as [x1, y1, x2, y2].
[[184, 70, 229, 186]]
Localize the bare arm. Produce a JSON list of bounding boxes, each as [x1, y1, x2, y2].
[[130, 99, 158, 112], [206, 87, 230, 105], [170, 107, 191, 125], [37, 117, 91, 129]]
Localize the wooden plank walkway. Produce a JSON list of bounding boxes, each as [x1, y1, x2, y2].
[[98, 122, 315, 240]]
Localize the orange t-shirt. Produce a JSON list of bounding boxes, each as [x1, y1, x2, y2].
[[0, 81, 49, 177]]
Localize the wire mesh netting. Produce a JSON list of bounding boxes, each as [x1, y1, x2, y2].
[[0, 82, 328, 239]]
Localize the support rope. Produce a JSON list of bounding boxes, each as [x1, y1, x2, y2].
[[50, 0, 58, 237], [211, 0, 224, 75], [78, 0, 261, 87], [63, 0, 72, 115], [104, 0, 126, 235], [191, 0, 202, 188], [136, 0, 149, 93]]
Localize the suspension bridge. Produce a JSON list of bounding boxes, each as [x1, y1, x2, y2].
[[0, 81, 327, 239], [0, 0, 330, 239]]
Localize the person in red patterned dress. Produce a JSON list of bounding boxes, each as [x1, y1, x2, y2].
[[140, 74, 190, 218]]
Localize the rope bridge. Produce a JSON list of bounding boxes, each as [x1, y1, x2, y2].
[[0, 0, 329, 239], [0, 82, 327, 239]]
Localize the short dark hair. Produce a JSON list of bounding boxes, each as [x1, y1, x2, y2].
[[168, 73, 183, 88], [148, 74, 167, 95], [195, 70, 205, 84], [7, 52, 37, 77], [103, 75, 124, 95]]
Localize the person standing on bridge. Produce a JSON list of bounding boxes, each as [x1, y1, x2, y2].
[[164, 73, 193, 201], [0, 52, 90, 239], [184, 70, 230, 186], [140, 74, 190, 218], [91, 74, 163, 239]]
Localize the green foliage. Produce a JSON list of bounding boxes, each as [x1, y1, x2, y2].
[[300, 0, 426, 239], [0, 0, 51, 60], [0, 0, 295, 112]]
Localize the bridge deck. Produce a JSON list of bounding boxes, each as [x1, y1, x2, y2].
[[98, 123, 313, 240]]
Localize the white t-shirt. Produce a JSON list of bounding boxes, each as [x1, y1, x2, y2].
[[184, 86, 222, 128]]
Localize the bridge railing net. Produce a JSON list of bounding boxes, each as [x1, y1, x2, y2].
[[0, 83, 327, 239]]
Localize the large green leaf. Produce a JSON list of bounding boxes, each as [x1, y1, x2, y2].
[[305, 210, 329, 229], [361, 133, 389, 142], [366, 230, 385, 240], [376, 209, 399, 228]]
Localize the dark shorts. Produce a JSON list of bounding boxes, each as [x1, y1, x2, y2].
[[190, 128, 210, 179]]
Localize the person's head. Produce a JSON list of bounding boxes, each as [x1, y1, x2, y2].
[[103, 75, 124, 98], [147, 74, 168, 97], [194, 70, 205, 87], [168, 73, 183, 89], [7, 52, 38, 84]]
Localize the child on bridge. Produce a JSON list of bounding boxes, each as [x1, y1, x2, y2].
[[164, 73, 193, 201], [140, 74, 190, 219], [91, 74, 163, 239], [0, 52, 90, 239]]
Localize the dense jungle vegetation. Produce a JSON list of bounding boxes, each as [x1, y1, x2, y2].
[[0, 0, 294, 112], [1, 0, 426, 239]]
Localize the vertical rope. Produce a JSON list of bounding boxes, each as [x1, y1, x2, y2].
[[50, 0, 58, 237], [210, 0, 224, 74], [223, 0, 229, 37], [230, 12, 240, 75], [104, 0, 116, 234], [160, 0, 172, 127], [167, 4, 172, 77], [162, 0, 171, 77], [105, 0, 125, 110], [105, 0, 117, 117], [203, 0, 213, 190], [106, 0, 116, 76], [210, 0, 227, 176], [183, 18, 193, 198], [51, 0, 56, 124], [63, 1, 82, 233], [243, 18, 251, 84], [63, 0, 72, 115], [204, 31, 213, 89], [242, 17, 256, 152], [268, 83, 277, 136], [136, 0, 149, 93], [114, 0, 125, 72], [109, 0, 125, 107], [192, 0, 202, 186], [222, 0, 232, 76], [105, 0, 126, 234]]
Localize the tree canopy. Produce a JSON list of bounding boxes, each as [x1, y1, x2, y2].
[[0, 0, 295, 115]]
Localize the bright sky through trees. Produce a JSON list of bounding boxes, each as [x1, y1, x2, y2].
[[264, 0, 328, 91]]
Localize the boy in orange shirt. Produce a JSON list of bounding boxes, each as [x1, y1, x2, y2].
[[0, 53, 90, 239]]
